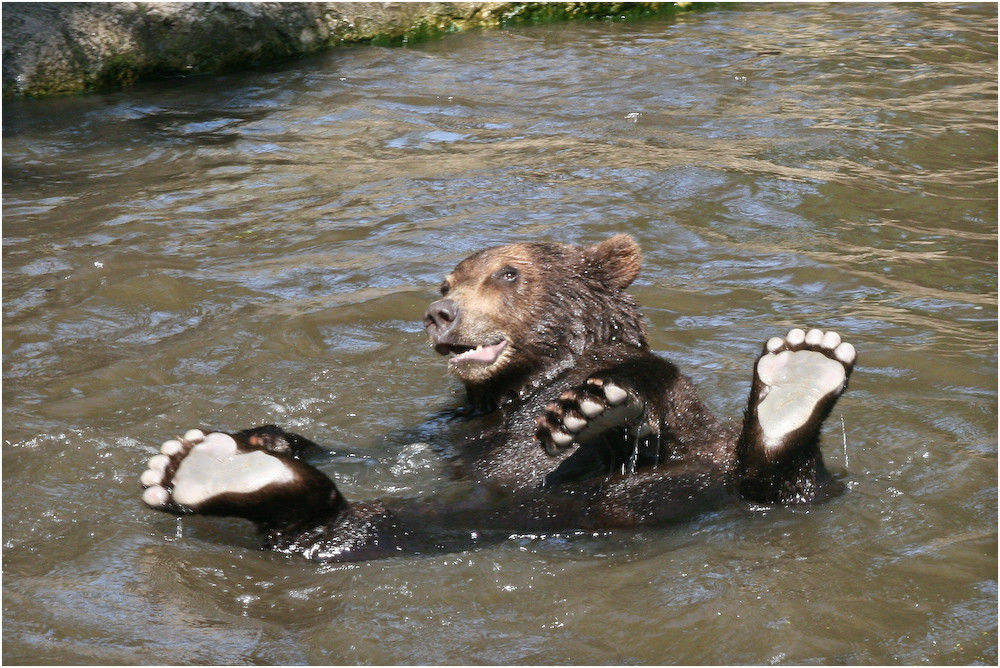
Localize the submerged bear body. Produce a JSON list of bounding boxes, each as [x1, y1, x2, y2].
[[140, 235, 856, 562]]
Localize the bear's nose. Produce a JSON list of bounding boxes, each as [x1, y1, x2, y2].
[[424, 299, 459, 342]]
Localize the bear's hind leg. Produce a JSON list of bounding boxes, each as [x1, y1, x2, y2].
[[141, 429, 341, 527], [737, 328, 856, 504]]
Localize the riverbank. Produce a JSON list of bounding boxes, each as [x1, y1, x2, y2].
[[2, 2, 702, 98]]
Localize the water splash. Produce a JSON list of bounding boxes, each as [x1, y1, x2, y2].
[[841, 416, 848, 469]]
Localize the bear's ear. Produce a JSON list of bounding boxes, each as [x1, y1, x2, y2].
[[586, 234, 642, 290]]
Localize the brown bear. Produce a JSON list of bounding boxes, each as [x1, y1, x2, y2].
[[140, 235, 856, 561]]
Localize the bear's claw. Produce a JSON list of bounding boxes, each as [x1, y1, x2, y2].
[[536, 377, 646, 456]]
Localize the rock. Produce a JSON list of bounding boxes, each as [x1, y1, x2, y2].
[[2, 2, 697, 98]]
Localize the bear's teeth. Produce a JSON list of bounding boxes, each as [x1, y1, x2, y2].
[[450, 340, 507, 366]]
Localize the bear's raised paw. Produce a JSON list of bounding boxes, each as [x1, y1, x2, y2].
[[751, 328, 856, 451], [535, 377, 646, 456], [140, 427, 338, 524], [141, 430, 299, 513]]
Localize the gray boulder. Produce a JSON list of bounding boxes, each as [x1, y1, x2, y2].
[[2, 2, 690, 97]]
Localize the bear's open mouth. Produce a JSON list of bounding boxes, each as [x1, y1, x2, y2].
[[442, 339, 508, 367]]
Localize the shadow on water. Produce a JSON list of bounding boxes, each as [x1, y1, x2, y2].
[[3, 3, 997, 665]]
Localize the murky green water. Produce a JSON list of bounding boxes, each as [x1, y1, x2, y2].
[[3, 3, 997, 665]]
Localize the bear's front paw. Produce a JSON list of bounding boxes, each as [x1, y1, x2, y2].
[[535, 378, 646, 456]]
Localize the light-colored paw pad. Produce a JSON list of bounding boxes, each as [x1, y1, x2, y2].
[[756, 328, 854, 447], [140, 430, 295, 510]]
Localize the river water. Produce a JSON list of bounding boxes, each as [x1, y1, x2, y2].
[[3, 3, 996, 665]]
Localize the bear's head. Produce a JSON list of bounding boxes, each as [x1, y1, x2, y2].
[[423, 234, 648, 408]]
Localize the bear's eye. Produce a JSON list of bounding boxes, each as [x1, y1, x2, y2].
[[495, 266, 519, 283], [439, 281, 450, 296]]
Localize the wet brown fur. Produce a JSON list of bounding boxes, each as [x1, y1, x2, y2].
[[429, 235, 649, 411], [422, 235, 736, 494]]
